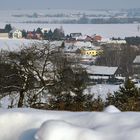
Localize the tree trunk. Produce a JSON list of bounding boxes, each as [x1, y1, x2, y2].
[[18, 90, 25, 107]]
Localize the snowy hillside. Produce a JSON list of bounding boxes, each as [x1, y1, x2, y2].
[[1, 106, 140, 140], [0, 38, 47, 51]]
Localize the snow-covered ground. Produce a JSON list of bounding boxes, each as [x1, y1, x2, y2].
[[1, 106, 140, 140], [85, 84, 120, 100], [86, 83, 140, 100], [0, 38, 48, 51]]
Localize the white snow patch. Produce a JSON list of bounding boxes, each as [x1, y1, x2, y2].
[[35, 120, 102, 140], [103, 105, 121, 113], [1, 107, 140, 140]]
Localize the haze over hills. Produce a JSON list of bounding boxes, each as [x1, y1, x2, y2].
[[1, 8, 140, 24], [0, 0, 140, 10]]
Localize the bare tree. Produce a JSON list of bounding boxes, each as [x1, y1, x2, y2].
[[0, 42, 91, 110]]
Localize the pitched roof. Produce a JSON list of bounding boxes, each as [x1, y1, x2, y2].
[[133, 55, 140, 64], [70, 33, 82, 38], [86, 65, 118, 75], [9, 29, 21, 33]]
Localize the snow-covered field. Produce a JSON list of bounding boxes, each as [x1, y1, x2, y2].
[[0, 38, 45, 51], [1, 106, 140, 140]]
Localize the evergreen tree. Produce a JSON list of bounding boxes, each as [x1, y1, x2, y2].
[[52, 28, 65, 40], [48, 29, 53, 40], [44, 30, 54, 40], [4, 24, 12, 32], [44, 29, 53, 40], [36, 27, 42, 34], [106, 78, 140, 111], [22, 30, 27, 38]]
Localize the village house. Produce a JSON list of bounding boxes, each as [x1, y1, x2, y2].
[[76, 35, 88, 41], [64, 41, 93, 53], [85, 65, 119, 84], [41, 28, 50, 34], [92, 34, 102, 42], [9, 29, 22, 39], [70, 33, 82, 40], [85, 35, 95, 42], [80, 55, 96, 65], [81, 49, 103, 56], [132, 55, 140, 78], [81, 47, 103, 56], [36, 33, 43, 40], [0, 29, 9, 38], [27, 31, 36, 39]]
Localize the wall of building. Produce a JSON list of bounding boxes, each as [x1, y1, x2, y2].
[[0, 33, 8, 38]]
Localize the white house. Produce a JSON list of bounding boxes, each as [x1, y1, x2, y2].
[[9, 29, 22, 39], [41, 28, 51, 34], [133, 55, 140, 78]]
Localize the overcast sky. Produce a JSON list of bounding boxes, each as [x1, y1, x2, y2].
[[0, 0, 140, 10]]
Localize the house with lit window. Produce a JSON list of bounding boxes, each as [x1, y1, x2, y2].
[[81, 48, 103, 56]]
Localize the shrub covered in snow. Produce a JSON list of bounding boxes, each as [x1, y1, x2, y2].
[[106, 78, 140, 111]]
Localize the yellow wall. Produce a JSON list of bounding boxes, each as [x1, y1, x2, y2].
[[81, 50, 103, 56]]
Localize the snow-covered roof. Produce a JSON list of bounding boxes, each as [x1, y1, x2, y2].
[[86, 65, 118, 75], [74, 41, 92, 47], [9, 28, 22, 33], [50, 41, 63, 47], [89, 75, 109, 79], [70, 33, 82, 38], [133, 55, 140, 64], [64, 41, 96, 52], [64, 45, 79, 52], [76, 35, 87, 40]]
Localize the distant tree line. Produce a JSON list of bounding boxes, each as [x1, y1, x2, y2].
[[43, 28, 65, 40], [22, 27, 65, 40], [125, 36, 140, 45], [21, 17, 140, 24]]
